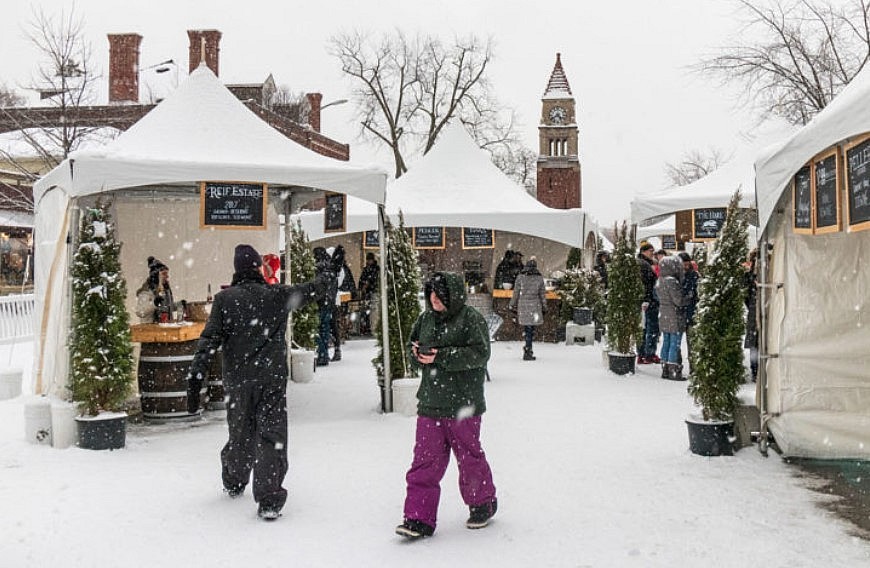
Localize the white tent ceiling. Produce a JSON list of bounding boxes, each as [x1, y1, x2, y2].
[[296, 122, 594, 248]]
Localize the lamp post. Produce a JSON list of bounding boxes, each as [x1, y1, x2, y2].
[[320, 98, 348, 110]]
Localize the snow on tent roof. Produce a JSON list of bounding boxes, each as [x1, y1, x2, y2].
[[34, 64, 387, 204], [296, 122, 592, 247]]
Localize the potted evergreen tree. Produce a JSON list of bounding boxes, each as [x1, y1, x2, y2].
[[604, 222, 643, 375], [287, 220, 318, 382], [686, 192, 748, 456], [372, 214, 421, 413], [558, 267, 605, 341], [69, 200, 134, 450]]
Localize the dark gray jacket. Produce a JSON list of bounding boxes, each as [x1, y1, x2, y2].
[[655, 256, 688, 333]]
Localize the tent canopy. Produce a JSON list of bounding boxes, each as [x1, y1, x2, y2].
[[631, 120, 796, 225], [34, 65, 388, 205], [752, 65, 870, 460], [296, 122, 594, 248], [31, 66, 388, 398]]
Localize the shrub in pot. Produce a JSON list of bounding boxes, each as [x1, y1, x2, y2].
[[69, 200, 134, 450], [686, 191, 748, 456], [604, 222, 643, 374], [558, 267, 606, 329]]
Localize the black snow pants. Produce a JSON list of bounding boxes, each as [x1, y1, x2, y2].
[[221, 379, 289, 511]]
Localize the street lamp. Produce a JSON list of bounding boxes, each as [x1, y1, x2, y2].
[[321, 98, 348, 110]]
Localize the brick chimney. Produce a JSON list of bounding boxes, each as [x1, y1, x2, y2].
[[187, 29, 222, 76], [107, 33, 142, 103], [306, 93, 322, 132]]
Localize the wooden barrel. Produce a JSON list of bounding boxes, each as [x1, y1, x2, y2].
[[206, 349, 225, 410], [138, 340, 205, 419]]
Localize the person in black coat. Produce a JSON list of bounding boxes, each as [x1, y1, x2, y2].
[[329, 245, 356, 361], [187, 244, 333, 521], [357, 252, 379, 335], [313, 247, 339, 366], [636, 243, 660, 364], [593, 250, 610, 290]]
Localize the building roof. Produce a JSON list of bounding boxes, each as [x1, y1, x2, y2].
[[543, 53, 573, 99]]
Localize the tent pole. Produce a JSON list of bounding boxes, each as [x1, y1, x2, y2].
[[756, 235, 770, 457], [378, 205, 392, 412], [284, 195, 294, 349]]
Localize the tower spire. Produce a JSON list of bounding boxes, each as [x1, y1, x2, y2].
[[543, 52, 572, 97]]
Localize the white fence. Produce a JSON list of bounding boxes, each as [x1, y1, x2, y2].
[[0, 293, 35, 344]]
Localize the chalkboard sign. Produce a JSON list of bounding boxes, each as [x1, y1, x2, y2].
[[462, 227, 494, 249], [792, 165, 813, 233], [814, 151, 840, 233], [692, 208, 727, 240], [323, 192, 346, 233], [200, 182, 267, 229], [413, 226, 445, 249], [846, 136, 870, 232], [362, 230, 379, 249], [661, 234, 677, 250]]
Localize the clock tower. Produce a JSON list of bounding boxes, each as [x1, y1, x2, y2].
[[537, 53, 581, 209]]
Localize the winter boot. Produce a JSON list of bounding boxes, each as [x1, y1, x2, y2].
[[670, 363, 685, 381], [466, 498, 498, 529], [257, 504, 281, 521], [522, 347, 536, 361], [661, 363, 670, 379], [331, 348, 342, 362], [223, 484, 245, 499], [315, 356, 329, 367], [395, 519, 435, 539]]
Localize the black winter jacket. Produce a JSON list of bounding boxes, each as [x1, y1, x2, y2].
[[188, 270, 326, 391]]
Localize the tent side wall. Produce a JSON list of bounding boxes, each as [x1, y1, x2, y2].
[[764, 195, 870, 459]]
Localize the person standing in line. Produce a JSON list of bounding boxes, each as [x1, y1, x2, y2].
[[328, 245, 356, 361], [509, 258, 546, 361], [357, 252, 379, 335], [593, 250, 610, 290], [493, 250, 516, 289], [186, 244, 333, 521], [744, 248, 759, 382], [656, 255, 689, 380], [313, 247, 338, 366], [636, 243, 660, 364], [677, 251, 699, 373], [396, 272, 497, 540], [262, 253, 281, 285]]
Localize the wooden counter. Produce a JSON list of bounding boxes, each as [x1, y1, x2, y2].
[[492, 289, 560, 300], [130, 322, 206, 343]]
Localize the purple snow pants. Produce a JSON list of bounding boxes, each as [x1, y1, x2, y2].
[[403, 415, 496, 529]]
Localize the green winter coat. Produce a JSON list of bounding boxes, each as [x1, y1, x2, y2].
[[409, 272, 491, 418]]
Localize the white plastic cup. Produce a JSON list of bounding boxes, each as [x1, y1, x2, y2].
[[290, 350, 315, 383], [24, 397, 52, 445], [391, 378, 421, 417], [50, 401, 78, 449]]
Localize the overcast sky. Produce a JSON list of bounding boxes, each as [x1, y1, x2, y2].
[[2, 0, 770, 226]]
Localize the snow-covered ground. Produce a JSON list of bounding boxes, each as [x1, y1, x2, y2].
[[1, 338, 868, 567]]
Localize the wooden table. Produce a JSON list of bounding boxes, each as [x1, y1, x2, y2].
[[491, 290, 563, 342]]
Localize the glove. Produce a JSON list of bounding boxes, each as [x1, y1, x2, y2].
[[186, 372, 203, 414], [641, 302, 649, 312]]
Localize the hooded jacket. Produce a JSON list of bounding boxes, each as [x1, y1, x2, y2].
[[509, 261, 546, 326], [408, 272, 491, 418], [655, 256, 688, 333], [188, 269, 327, 389]]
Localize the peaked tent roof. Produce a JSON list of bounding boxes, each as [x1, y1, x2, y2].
[[296, 122, 593, 247], [34, 65, 387, 204], [755, 63, 870, 233]]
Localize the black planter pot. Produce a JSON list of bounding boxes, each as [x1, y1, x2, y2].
[[76, 413, 127, 450], [686, 419, 734, 456], [594, 327, 604, 343], [607, 352, 635, 375], [573, 307, 593, 326]]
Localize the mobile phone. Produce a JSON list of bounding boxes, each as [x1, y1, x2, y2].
[[417, 345, 434, 356]]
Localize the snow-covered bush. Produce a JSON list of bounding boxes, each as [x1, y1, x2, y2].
[[688, 191, 748, 421], [605, 222, 643, 354], [287, 220, 318, 349], [69, 199, 134, 416], [558, 268, 606, 327]]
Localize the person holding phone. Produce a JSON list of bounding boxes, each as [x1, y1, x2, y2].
[[396, 272, 498, 540]]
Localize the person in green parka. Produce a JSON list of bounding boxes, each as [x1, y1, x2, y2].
[[395, 272, 498, 540]]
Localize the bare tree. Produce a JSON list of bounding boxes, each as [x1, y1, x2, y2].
[[0, 85, 25, 107], [697, 0, 870, 125], [270, 84, 310, 123], [663, 147, 729, 187], [329, 30, 521, 178], [491, 144, 538, 195], [0, 6, 101, 183]]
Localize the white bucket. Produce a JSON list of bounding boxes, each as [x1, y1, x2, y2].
[[391, 378, 421, 417], [24, 397, 52, 445], [290, 349, 315, 383], [0, 368, 23, 400], [50, 401, 79, 449]]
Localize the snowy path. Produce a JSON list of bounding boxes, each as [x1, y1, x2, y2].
[[1, 339, 868, 567]]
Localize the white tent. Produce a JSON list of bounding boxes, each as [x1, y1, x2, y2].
[[753, 65, 870, 460], [32, 65, 387, 397], [296, 123, 596, 249], [631, 120, 797, 225]]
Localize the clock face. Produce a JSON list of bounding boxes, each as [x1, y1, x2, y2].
[[549, 106, 567, 124]]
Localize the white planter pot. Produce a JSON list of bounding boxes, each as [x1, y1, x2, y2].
[[50, 401, 79, 449], [391, 378, 421, 417], [0, 368, 23, 400], [24, 397, 52, 445], [290, 349, 315, 383]]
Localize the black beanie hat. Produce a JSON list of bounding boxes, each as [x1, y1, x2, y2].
[[147, 256, 168, 273], [234, 244, 262, 273]]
